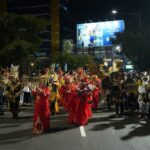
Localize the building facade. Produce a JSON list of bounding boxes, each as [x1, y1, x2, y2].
[[7, 0, 51, 58]]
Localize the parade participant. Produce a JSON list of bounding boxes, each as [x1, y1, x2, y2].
[[138, 78, 150, 118], [111, 75, 124, 117], [22, 81, 31, 105], [138, 93, 149, 118], [75, 77, 93, 126], [4, 65, 22, 119], [0, 70, 7, 115], [59, 75, 72, 111], [5, 77, 22, 119], [67, 77, 79, 124], [57, 67, 64, 80], [102, 75, 113, 111], [92, 75, 101, 110], [31, 77, 51, 134], [49, 65, 60, 116], [141, 72, 149, 86], [124, 74, 137, 111], [0, 82, 6, 115]]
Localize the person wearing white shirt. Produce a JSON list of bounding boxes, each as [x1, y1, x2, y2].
[[23, 84, 31, 105]]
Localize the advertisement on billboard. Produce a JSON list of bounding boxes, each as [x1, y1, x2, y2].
[[77, 20, 125, 47]]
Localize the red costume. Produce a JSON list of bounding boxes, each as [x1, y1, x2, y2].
[[59, 76, 73, 111], [60, 85, 72, 111], [32, 87, 50, 134], [92, 78, 101, 110], [67, 82, 79, 124], [74, 81, 93, 126]]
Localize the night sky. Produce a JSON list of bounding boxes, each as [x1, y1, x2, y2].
[[69, 0, 150, 23]]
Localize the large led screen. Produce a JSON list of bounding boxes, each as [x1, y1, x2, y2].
[[77, 20, 125, 47]]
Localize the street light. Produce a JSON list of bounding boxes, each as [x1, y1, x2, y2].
[[112, 9, 118, 15], [30, 62, 34, 67], [111, 9, 141, 28]]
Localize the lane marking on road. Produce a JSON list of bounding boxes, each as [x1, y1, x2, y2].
[[80, 126, 87, 137], [112, 128, 116, 135]]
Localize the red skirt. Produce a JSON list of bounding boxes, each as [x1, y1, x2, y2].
[[75, 96, 92, 126], [68, 92, 79, 124], [33, 99, 50, 134]]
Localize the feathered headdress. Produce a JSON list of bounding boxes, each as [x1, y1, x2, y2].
[[10, 64, 19, 79]]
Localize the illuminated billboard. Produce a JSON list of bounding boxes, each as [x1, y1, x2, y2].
[[126, 65, 134, 70], [77, 20, 125, 47]]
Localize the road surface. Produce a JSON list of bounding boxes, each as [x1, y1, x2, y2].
[[0, 106, 150, 150]]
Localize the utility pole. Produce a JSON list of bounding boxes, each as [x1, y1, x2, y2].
[[51, 0, 60, 54], [0, 0, 7, 15]]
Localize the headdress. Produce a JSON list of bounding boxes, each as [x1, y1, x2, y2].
[[10, 64, 19, 80]]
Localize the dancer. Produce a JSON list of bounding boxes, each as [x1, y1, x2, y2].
[[31, 77, 51, 134]]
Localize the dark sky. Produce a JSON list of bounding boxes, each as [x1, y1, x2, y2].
[[69, 0, 150, 23]]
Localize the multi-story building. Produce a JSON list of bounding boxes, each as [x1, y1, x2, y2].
[[7, 0, 72, 56], [7, 0, 51, 58]]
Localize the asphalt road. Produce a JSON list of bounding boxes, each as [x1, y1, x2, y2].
[[0, 106, 150, 150]]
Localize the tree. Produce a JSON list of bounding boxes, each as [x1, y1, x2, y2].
[[112, 25, 150, 71], [0, 13, 49, 69], [50, 52, 95, 70], [63, 39, 74, 53]]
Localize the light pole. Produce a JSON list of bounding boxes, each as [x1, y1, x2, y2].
[[111, 9, 141, 28]]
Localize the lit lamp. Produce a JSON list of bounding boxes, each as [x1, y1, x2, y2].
[[112, 9, 118, 15], [111, 9, 141, 28], [30, 62, 34, 67]]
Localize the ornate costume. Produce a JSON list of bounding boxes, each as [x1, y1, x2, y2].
[[49, 72, 60, 115], [32, 83, 51, 134]]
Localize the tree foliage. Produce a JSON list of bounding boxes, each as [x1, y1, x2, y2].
[[0, 13, 49, 66], [63, 40, 74, 53], [112, 25, 150, 71], [50, 52, 95, 70]]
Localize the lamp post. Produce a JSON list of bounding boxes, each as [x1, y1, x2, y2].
[[111, 9, 141, 28]]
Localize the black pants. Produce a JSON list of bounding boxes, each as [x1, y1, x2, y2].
[[115, 101, 124, 115], [128, 93, 137, 110], [106, 94, 112, 110], [50, 99, 56, 116], [9, 98, 20, 118], [23, 92, 31, 104], [0, 95, 6, 114]]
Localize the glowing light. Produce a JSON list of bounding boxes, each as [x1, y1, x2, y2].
[[112, 10, 118, 15]]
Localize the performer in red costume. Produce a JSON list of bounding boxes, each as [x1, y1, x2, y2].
[[92, 75, 101, 110], [67, 77, 79, 124], [75, 77, 93, 126], [59, 76, 72, 111], [31, 78, 51, 134]]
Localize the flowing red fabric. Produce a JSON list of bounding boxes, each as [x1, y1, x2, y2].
[[92, 79, 101, 109], [59, 85, 65, 106], [75, 91, 92, 126], [33, 87, 50, 133], [59, 84, 72, 111], [68, 84, 80, 124], [92, 88, 100, 109]]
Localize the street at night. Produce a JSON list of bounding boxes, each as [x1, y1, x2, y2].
[[1, 106, 150, 150], [1, 0, 150, 150]]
